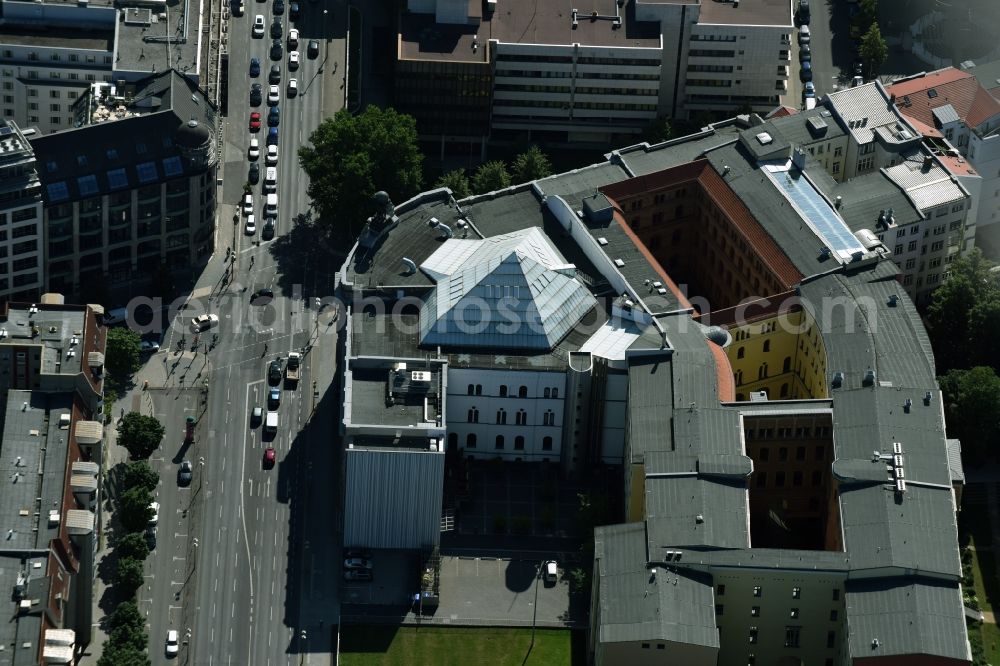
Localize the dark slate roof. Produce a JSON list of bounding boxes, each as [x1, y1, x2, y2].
[[31, 69, 215, 204], [625, 352, 673, 463], [594, 522, 719, 647], [822, 169, 924, 234], [845, 578, 970, 662]]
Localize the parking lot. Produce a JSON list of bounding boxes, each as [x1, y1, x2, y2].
[[786, 0, 857, 108]]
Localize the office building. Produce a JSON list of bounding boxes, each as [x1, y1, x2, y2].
[[337, 105, 969, 663], [0, 118, 43, 302], [29, 69, 218, 302]]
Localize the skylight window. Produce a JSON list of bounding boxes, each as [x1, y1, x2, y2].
[[161, 156, 183, 178], [928, 89, 938, 98], [107, 168, 128, 190], [136, 161, 158, 184], [46, 181, 69, 202], [76, 174, 98, 197]]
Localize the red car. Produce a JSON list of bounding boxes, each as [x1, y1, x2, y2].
[[249, 111, 261, 132], [263, 447, 276, 469]]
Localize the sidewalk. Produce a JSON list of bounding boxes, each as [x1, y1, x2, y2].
[[78, 350, 207, 666]]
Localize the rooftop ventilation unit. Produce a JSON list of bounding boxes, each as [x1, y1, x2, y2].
[[410, 371, 431, 383], [887, 294, 898, 307], [755, 132, 773, 145], [923, 391, 932, 405]]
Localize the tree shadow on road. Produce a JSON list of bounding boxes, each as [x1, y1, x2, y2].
[[267, 211, 347, 300]]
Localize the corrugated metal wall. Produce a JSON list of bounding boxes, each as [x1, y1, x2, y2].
[[344, 447, 445, 550]]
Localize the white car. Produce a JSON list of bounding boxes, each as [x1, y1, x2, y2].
[[287, 78, 297, 97], [287, 28, 299, 49], [252, 15, 265, 37], [288, 50, 299, 70], [267, 84, 280, 105], [165, 629, 179, 657], [245, 213, 257, 235], [148, 501, 160, 525], [266, 144, 278, 165], [248, 137, 259, 160], [243, 193, 254, 215], [191, 313, 219, 332]]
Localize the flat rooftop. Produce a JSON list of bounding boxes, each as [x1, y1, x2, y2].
[[0, 25, 114, 52], [0, 305, 89, 377], [400, 0, 661, 63], [115, 4, 200, 79], [350, 367, 439, 427], [696, 0, 792, 27]]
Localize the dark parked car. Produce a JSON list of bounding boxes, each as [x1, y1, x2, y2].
[[269, 64, 281, 83], [270, 38, 283, 60], [250, 83, 262, 106], [267, 126, 279, 145], [268, 359, 283, 385], [289, 1, 299, 20], [307, 39, 319, 59], [262, 216, 275, 240], [799, 60, 813, 83], [270, 17, 283, 38], [268, 106, 280, 126], [177, 461, 193, 487], [273, 0, 284, 14], [249, 57, 260, 77], [248, 162, 260, 184], [799, 44, 811, 62], [797, 0, 810, 25]]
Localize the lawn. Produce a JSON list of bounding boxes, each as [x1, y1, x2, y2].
[[339, 626, 584, 666], [961, 499, 1000, 665]]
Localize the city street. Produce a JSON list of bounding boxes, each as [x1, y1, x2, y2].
[[137, 0, 348, 664]]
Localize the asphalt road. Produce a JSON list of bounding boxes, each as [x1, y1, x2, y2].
[[788, 0, 856, 108], [140, 0, 347, 663]]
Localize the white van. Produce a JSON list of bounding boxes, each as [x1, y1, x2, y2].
[[265, 193, 278, 214], [265, 411, 278, 434], [543, 560, 558, 584], [264, 167, 277, 192]]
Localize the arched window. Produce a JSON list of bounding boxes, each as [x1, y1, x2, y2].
[[735, 370, 743, 386], [466, 433, 477, 448], [499, 385, 508, 397], [783, 356, 791, 373], [518, 385, 528, 398], [542, 436, 553, 451], [514, 436, 525, 450], [516, 409, 527, 425], [468, 407, 479, 423], [495, 435, 505, 450], [448, 433, 458, 451], [543, 387, 551, 398], [475, 384, 483, 395], [552, 388, 559, 399], [737, 346, 745, 359], [496, 409, 507, 425], [467, 384, 475, 395], [780, 383, 789, 398], [758, 363, 768, 380], [543, 410, 554, 426], [763, 340, 771, 353]]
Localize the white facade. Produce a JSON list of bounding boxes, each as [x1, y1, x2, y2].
[[968, 127, 1000, 235], [0, 120, 43, 300], [446, 368, 565, 461]]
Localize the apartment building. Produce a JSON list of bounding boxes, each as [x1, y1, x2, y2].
[[0, 119, 43, 301], [0, 0, 204, 137], [397, 0, 791, 153], [28, 70, 217, 303], [887, 67, 1000, 259], [0, 295, 108, 658]]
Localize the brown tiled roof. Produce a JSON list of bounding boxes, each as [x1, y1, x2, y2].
[[765, 105, 799, 119], [888, 67, 1000, 129]]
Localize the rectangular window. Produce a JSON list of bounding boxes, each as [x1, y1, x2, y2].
[[717, 584, 726, 596], [827, 630, 836, 648], [894, 244, 903, 255], [931, 241, 944, 251], [834, 147, 842, 157], [908, 240, 917, 252], [857, 156, 875, 171], [832, 162, 840, 174], [792, 587, 801, 599], [751, 605, 760, 616], [715, 604, 724, 616], [785, 626, 801, 648], [753, 586, 762, 597]]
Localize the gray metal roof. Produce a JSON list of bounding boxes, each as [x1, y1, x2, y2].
[[625, 352, 673, 463], [946, 439, 965, 484], [822, 169, 924, 234], [614, 129, 743, 178], [931, 103, 961, 126], [594, 522, 719, 647], [845, 578, 970, 661], [767, 107, 849, 146], [826, 82, 905, 144], [883, 157, 967, 211]]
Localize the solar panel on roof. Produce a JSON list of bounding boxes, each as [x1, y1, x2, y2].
[[767, 167, 864, 262]]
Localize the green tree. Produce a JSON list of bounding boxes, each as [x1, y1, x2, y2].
[[116, 532, 150, 562], [511, 146, 553, 184], [117, 412, 165, 460], [106, 327, 142, 379], [116, 556, 145, 595], [471, 161, 511, 194], [107, 600, 145, 639], [102, 387, 117, 425], [939, 366, 1000, 462], [119, 486, 154, 533], [97, 643, 150, 666], [644, 115, 674, 144], [859, 23, 888, 79], [927, 249, 998, 372], [859, 0, 878, 24], [299, 106, 423, 240], [435, 169, 472, 200], [967, 296, 1000, 369], [120, 460, 159, 493]]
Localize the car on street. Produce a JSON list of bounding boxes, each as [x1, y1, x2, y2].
[[803, 81, 816, 97], [273, 0, 284, 14], [266, 144, 278, 165], [267, 84, 280, 105], [250, 82, 262, 106], [307, 40, 319, 58], [140, 340, 160, 353], [253, 15, 265, 37], [148, 501, 160, 525], [268, 106, 280, 126], [263, 216, 275, 240], [343, 569, 373, 582], [245, 213, 257, 235], [166, 630, 179, 658], [289, 1, 299, 20], [263, 447, 276, 469], [287, 79, 297, 97], [145, 525, 157, 549], [249, 57, 260, 77], [798, 25, 810, 46], [251, 406, 263, 425], [248, 137, 260, 160], [268, 359, 283, 384], [270, 63, 281, 83], [268, 386, 281, 409], [243, 193, 254, 215], [251, 287, 274, 304], [267, 126, 279, 145], [288, 50, 299, 70], [249, 111, 261, 131], [286, 28, 299, 49], [543, 560, 558, 584], [271, 38, 283, 60], [234, 0, 245, 16], [796, 0, 810, 25], [270, 17, 283, 38], [799, 44, 810, 62], [191, 313, 219, 332], [177, 460, 193, 487], [344, 557, 372, 570], [799, 60, 813, 83], [249, 162, 260, 184]]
